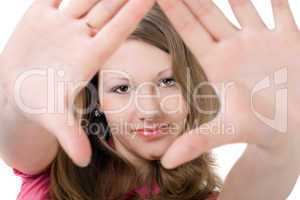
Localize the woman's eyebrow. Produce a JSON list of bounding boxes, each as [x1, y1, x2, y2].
[[157, 67, 172, 77], [102, 76, 129, 82], [108, 77, 129, 81], [101, 67, 172, 83]]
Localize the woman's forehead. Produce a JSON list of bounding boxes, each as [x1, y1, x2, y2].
[[100, 40, 172, 80], [100, 68, 172, 80]]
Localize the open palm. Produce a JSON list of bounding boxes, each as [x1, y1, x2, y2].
[[158, 0, 300, 172], [0, 0, 155, 167]]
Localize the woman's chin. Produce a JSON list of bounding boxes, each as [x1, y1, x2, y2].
[[141, 139, 175, 161], [148, 155, 163, 161], [142, 150, 166, 161]]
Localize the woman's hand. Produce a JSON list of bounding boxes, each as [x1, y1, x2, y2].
[[0, 0, 155, 167], [157, 0, 300, 172]]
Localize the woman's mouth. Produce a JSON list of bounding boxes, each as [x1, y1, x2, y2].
[[133, 125, 169, 139]]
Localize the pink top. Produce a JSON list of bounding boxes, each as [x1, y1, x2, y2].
[[13, 166, 163, 200], [12, 138, 219, 200]]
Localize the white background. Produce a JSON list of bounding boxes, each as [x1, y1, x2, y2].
[[0, 0, 299, 199]]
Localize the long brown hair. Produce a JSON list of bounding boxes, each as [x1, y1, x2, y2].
[[50, 4, 222, 200]]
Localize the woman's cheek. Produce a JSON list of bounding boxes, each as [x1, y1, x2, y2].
[[101, 94, 132, 114], [160, 91, 188, 115]]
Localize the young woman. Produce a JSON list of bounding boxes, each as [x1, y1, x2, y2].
[[0, 0, 299, 199]]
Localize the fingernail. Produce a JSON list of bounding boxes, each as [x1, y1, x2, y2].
[[161, 145, 195, 169], [161, 158, 177, 169], [78, 154, 91, 168], [161, 150, 182, 169]]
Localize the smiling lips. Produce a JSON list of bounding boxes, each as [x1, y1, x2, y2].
[[134, 125, 169, 138]]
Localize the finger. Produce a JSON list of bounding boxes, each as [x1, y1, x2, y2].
[[228, 0, 266, 30], [271, 0, 298, 30], [157, 0, 215, 58], [85, 0, 128, 30], [42, 114, 92, 167], [92, 0, 155, 55], [161, 117, 245, 169], [183, 0, 238, 40], [35, 0, 62, 8], [63, 0, 99, 18]]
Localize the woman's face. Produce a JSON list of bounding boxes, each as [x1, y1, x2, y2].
[[99, 40, 188, 168]]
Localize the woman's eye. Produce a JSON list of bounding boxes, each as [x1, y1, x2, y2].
[[159, 77, 176, 88], [111, 85, 130, 94]]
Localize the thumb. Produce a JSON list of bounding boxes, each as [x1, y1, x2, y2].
[[161, 115, 241, 169], [41, 112, 92, 167], [35, 0, 63, 8]]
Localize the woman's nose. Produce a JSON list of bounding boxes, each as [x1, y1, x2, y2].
[[135, 87, 161, 120]]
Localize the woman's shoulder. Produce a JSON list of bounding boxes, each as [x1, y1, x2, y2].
[[12, 166, 51, 200], [13, 165, 51, 180]]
